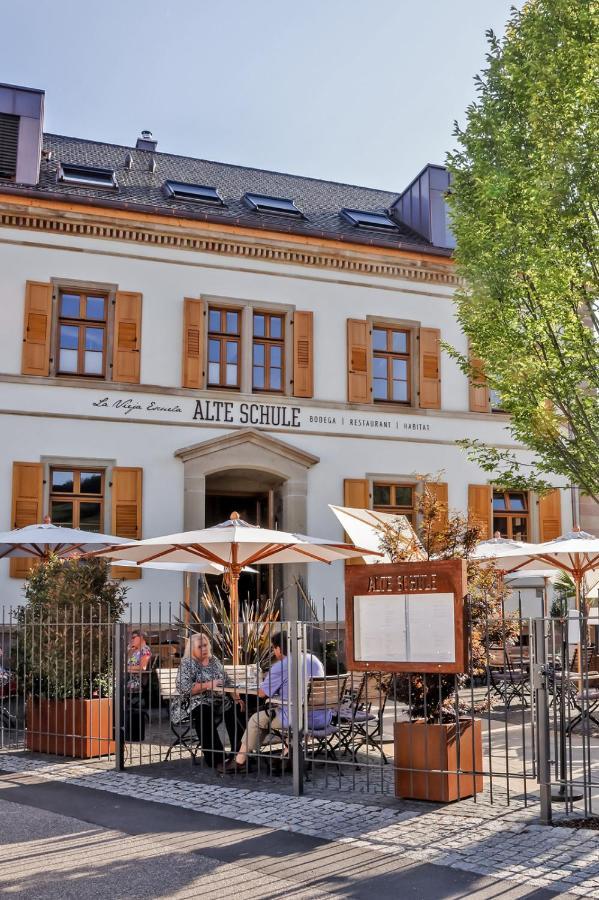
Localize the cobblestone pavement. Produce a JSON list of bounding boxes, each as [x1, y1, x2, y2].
[[1, 753, 599, 896]]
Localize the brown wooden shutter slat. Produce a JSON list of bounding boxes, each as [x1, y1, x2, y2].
[[427, 482, 449, 536], [21, 281, 52, 376], [344, 478, 370, 565], [292, 310, 313, 398], [418, 327, 441, 409], [347, 319, 371, 404], [10, 461, 43, 578], [468, 484, 492, 539], [113, 292, 142, 384], [468, 350, 490, 414], [539, 489, 562, 542], [182, 298, 205, 389], [111, 467, 143, 580]]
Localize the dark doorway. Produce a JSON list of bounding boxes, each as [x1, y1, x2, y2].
[[204, 469, 284, 606]]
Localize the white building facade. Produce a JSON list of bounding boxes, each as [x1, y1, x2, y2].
[[0, 84, 574, 619]]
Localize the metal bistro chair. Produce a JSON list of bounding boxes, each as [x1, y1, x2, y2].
[[338, 672, 393, 763], [552, 646, 599, 734], [156, 667, 199, 760], [305, 675, 348, 768], [486, 647, 530, 709]]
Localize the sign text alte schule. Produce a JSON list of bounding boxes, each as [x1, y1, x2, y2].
[[89, 393, 435, 437]]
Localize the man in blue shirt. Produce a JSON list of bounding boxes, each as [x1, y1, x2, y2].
[[220, 631, 327, 773]]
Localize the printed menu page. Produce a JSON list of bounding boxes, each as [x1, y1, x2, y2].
[[353, 592, 455, 663]]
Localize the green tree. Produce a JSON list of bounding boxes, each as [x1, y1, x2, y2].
[[446, 0, 599, 501]]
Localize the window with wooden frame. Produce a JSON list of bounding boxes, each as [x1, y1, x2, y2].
[[253, 311, 285, 392], [49, 467, 104, 532], [492, 490, 529, 540], [57, 291, 107, 377], [373, 482, 415, 523], [372, 325, 411, 403], [207, 307, 241, 388]]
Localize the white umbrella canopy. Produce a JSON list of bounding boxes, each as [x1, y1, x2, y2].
[[328, 505, 425, 564], [0, 522, 132, 560], [471, 536, 556, 575], [91, 512, 378, 660], [114, 560, 257, 575], [92, 515, 374, 568], [533, 529, 599, 608]]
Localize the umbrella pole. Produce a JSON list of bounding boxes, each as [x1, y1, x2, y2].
[[183, 572, 191, 629], [230, 567, 240, 665], [575, 576, 583, 677]]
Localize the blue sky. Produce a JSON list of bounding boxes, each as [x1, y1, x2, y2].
[[4, 0, 517, 191]]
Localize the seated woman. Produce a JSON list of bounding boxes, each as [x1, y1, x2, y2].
[[171, 633, 243, 768]]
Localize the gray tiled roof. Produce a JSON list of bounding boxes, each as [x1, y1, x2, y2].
[[7, 133, 446, 255]]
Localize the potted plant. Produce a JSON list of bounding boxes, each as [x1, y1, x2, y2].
[[18, 556, 127, 758], [379, 480, 518, 802]]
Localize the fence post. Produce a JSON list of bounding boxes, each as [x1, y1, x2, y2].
[[288, 620, 304, 797], [532, 617, 552, 825], [114, 621, 125, 771]]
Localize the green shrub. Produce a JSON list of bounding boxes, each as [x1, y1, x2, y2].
[[17, 556, 127, 700]]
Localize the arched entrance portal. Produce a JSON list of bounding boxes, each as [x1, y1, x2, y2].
[[175, 428, 319, 612]]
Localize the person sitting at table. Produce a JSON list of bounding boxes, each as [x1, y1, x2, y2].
[[171, 633, 243, 768], [126, 630, 152, 693], [220, 631, 326, 773]]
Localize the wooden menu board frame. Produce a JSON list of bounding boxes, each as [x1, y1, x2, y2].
[[345, 559, 468, 674]]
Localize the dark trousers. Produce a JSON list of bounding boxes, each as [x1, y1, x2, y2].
[[192, 703, 242, 767]]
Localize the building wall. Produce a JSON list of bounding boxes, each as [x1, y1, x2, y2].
[[0, 221, 571, 617]]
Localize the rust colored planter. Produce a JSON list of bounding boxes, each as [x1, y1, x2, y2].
[[394, 719, 483, 803], [26, 698, 115, 758]]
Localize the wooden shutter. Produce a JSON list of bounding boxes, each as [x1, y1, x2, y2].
[[182, 298, 205, 389], [110, 467, 143, 580], [468, 351, 490, 413], [21, 281, 52, 376], [427, 482, 448, 535], [539, 489, 562, 542], [292, 310, 313, 398], [344, 479, 370, 565], [347, 319, 371, 404], [418, 327, 441, 409], [468, 484, 492, 539], [113, 292, 142, 383], [9, 462, 43, 578]]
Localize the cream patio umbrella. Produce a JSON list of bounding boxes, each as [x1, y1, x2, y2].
[[328, 505, 425, 564], [471, 535, 558, 618], [90, 512, 378, 661], [471, 535, 554, 574], [533, 530, 599, 614], [0, 521, 132, 560]]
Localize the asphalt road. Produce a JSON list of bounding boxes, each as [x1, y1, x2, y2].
[[0, 768, 565, 899]]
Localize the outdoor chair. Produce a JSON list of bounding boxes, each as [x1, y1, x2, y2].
[[304, 675, 348, 769], [156, 667, 198, 760], [486, 647, 530, 709], [337, 672, 393, 763], [546, 646, 599, 734]]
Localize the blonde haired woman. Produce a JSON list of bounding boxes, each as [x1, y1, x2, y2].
[[171, 633, 242, 767]]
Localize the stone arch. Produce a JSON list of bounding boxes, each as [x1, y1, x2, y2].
[[174, 428, 319, 533]]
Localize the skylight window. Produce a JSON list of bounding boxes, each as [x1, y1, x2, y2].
[[341, 209, 399, 231], [164, 180, 224, 206], [59, 163, 118, 189], [243, 193, 303, 218]]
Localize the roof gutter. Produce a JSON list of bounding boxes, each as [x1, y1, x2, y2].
[[0, 184, 454, 260]]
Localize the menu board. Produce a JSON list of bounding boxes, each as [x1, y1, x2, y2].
[[345, 559, 467, 674], [353, 593, 456, 664]]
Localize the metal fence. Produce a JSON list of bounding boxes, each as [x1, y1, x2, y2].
[[2, 599, 599, 820]]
